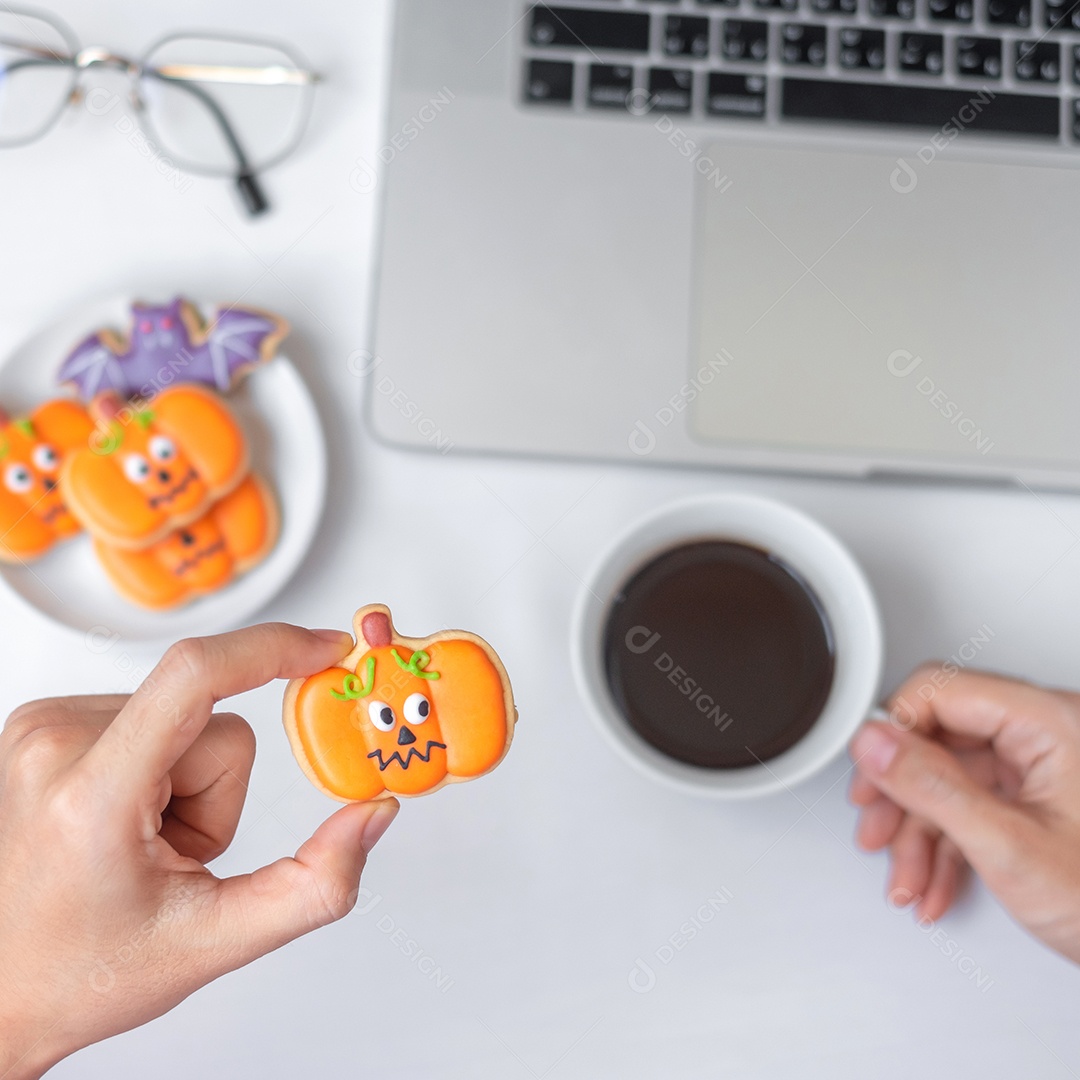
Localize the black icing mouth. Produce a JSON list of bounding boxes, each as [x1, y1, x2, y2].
[[172, 540, 226, 577], [148, 468, 198, 508], [367, 740, 447, 771], [39, 503, 66, 525]]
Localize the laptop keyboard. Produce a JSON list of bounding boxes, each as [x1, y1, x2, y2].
[[521, 0, 1080, 143]]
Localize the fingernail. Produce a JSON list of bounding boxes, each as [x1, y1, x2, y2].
[[852, 724, 899, 775], [361, 800, 399, 854], [312, 628, 353, 646]]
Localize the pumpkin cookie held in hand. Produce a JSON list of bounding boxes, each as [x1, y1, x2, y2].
[[283, 605, 517, 801]]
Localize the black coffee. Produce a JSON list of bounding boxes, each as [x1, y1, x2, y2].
[[602, 541, 835, 769]]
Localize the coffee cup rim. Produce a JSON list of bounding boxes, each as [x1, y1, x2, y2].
[[571, 493, 883, 799]]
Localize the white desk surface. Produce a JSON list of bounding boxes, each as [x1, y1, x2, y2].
[[2, 2, 1079, 1077]]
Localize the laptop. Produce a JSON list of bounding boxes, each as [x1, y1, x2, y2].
[[367, 0, 1080, 489]]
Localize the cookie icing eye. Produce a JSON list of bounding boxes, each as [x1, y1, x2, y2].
[[31, 445, 58, 472], [123, 453, 151, 484], [368, 701, 396, 732], [149, 435, 176, 462], [403, 693, 430, 725], [4, 463, 33, 493]]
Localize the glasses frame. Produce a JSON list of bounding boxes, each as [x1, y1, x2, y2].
[[0, 4, 321, 215]]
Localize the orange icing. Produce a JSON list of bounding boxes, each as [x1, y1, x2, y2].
[[60, 385, 249, 549], [93, 474, 277, 609], [284, 605, 516, 802], [0, 399, 95, 563]]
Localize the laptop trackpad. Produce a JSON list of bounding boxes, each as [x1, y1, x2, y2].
[[690, 144, 1080, 470]]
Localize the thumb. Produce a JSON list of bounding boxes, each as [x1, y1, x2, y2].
[[209, 799, 399, 971], [850, 721, 1029, 869]]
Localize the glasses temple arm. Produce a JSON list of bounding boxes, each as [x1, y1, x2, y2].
[[0, 55, 73, 75], [142, 69, 269, 216]]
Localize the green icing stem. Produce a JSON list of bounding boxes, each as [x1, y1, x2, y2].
[[329, 656, 376, 700], [390, 647, 441, 680], [97, 420, 124, 454]]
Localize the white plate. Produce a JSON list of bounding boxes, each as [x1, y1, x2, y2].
[[0, 297, 326, 643]]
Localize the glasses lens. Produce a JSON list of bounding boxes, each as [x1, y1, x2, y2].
[[139, 35, 314, 175], [0, 10, 76, 145]]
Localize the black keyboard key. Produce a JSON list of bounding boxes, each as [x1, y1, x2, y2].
[[524, 59, 575, 102], [664, 15, 711, 57], [781, 23, 827, 65], [899, 31, 944, 72], [929, 0, 973, 21], [986, 0, 1030, 24], [1016, 40, 1060, 81], [754, 0, 799, 11], [648, 67, 694, 111], [1072, 99, 1080, 138], [1074, 45, 1080, 83], [587, 63, 636, 108], [811, 0, 858, 12], [722, 19, 770, 60], [870, 0, 916, 17], [696, 0, 738, 6], [956, 36, 1002, 78], [839, 28, 886, 68], [1045, 0, 1080, 29], [706, 72, 767, 116], [529, 6, 650, 51], [782, 78, 1058, 136]]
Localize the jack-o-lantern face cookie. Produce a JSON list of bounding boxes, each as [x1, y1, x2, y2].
[[93, 474, 278, 609], [0, 399, 95, 563], [60, 386, 249, 549], [283, 605, 517, 801]]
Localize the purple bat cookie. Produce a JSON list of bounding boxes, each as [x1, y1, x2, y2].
[[57, 297, 289, 400]]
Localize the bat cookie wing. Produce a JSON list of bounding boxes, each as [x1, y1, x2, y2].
[[56, 334, 128, 399], [202, 306, 289, 391]]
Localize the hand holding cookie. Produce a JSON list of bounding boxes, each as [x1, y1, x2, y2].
[[0, 624, 397, 1079]]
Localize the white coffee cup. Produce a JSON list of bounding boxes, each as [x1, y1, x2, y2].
[[571, 494, 883, 798]]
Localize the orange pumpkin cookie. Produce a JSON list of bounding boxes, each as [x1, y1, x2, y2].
[[93, 474, 278, 610], [60, 386, 249, 550], [0, 399, 95, 563], [283, 605, 517, 802]]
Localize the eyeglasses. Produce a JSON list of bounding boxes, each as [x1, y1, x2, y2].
[[0, 4, 321, 215]]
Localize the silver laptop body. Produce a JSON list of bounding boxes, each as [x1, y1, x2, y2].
[[369, 0, 1080, 488]]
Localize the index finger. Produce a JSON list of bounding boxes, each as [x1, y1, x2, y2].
[[885, 664, 1080, 775], [86, 623, 353, 784]]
